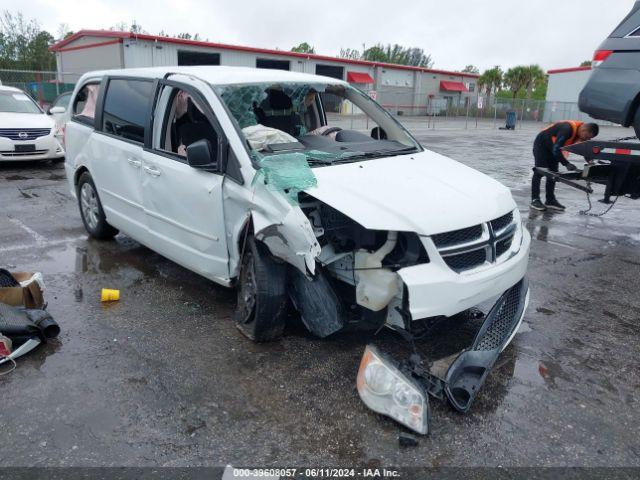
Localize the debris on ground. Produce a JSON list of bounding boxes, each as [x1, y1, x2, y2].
[[0, 269, 60, 372], [398, 432, 420, 447], [101, 288, 120, 302]]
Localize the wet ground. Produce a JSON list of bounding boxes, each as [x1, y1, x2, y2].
[[1, 120, 639, 467]]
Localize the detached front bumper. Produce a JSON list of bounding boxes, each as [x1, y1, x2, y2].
[[358, 276, 530, 435]]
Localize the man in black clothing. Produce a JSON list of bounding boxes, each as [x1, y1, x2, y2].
[[530, 121, 599, 211]]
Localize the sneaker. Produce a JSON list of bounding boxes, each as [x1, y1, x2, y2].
[[545, 199, 566, 211], [530, 199, 546, 211]]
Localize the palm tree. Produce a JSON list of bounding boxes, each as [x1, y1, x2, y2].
[[523, 64, 545, 99], [478, 66, 503, 98], [504, 66, 529, 99]]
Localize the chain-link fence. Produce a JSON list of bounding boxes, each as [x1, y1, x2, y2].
[[0, 69, 81, 108], [0, 69, 616, 130], [375, 91, 616, 129]]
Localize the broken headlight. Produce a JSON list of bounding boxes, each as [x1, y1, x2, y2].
[[357, 345, 429, 435]]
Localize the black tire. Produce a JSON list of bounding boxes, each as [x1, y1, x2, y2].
[[235, 236, 287, 342], [77, 172, 118, 240]]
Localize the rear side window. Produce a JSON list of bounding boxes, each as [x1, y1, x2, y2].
[[102, 79, 153, 144]]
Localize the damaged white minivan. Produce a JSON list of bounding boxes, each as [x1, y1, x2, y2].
[[64, 66, 530, 434]]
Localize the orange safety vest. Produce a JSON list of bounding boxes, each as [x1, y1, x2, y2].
[[542, 120, 584, 146], [541, 120, 583, 159]]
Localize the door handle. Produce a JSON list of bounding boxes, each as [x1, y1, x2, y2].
[[143, 165, 161, 177], [127, 158, 141, 168]]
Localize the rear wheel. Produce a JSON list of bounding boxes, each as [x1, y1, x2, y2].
[[77, 172, 118, 240], [235, 236, 287, 342]]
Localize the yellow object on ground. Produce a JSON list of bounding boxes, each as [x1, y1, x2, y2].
[[101, 289, 120, 302]]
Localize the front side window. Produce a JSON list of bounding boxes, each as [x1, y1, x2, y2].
[[73, 83, 100, 125], [102, 79, 153, 143], [0, 91, 42, 114], [158, 87, 218, 160], [214, 81, 421, 166]]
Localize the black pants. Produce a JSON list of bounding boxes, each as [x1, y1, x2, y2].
[[531, 140, 559, 202]]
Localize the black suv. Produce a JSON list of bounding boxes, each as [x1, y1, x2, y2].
[[579, 1, 640, 136]]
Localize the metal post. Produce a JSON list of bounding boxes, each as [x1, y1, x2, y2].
[[350, 100, 354, 129], [465, 98, 470, 129], [493, 103, 497, 129]]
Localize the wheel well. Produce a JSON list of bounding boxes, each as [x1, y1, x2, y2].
[[624, 91, 640, 127], [74, 166, 89, 189]]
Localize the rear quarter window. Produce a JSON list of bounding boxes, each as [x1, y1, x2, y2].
[[102, 79, 154, 144]]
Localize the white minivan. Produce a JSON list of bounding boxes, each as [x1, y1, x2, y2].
[[65, 66, 530, 434]]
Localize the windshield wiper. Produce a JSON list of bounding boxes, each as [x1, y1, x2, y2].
[[332, 147, 418, 163]]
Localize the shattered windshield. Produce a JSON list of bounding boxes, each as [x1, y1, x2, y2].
[[213, 81, 421, 168]]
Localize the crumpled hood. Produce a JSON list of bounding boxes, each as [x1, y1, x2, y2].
[[306, 150, 516, 236], [0, 112, 53, 129]]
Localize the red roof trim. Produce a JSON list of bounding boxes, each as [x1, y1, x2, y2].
[[547, 66, 592, 74], [49, 30, 480, 78], [55, 38, 122, 53], [440, 80, 469, 92], [347, 72, 375, 84]]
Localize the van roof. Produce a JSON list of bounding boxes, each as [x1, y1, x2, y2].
[[0, 85, 23, 93], [79, 66, 348, 86]]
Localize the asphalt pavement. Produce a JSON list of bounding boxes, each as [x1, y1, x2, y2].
[[0, 120, 639, 467]]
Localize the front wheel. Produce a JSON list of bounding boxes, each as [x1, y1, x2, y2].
[[235, 236, 287, 342], [77, 172, 118, 240]]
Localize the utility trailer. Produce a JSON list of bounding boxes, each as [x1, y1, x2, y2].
[[534, 138, 640, 206]]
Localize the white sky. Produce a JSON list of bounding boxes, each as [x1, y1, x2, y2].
[[16, 0, 635, 72]]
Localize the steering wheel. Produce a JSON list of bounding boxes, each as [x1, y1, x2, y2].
[[321, 127, 342, 137]]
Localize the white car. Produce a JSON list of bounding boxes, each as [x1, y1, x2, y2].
[[64, 66, 530, 434], [0, 85, 65, 161]]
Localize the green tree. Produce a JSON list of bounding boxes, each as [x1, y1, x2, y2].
[[523, 64, 545, 99], [462, 64, 479, 74], [0, 11, 55, 70], [177, 32, 201, 40], [580, 60, 592, 67], [339, 47, 360, 60], [478, 66, 503, 97], [358, 43, 433, 67], [291, 42, 315, 54], [503, 66, 529, 98]]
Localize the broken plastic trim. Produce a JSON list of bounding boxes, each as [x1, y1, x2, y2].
[[357, 277, 529, 432], [443, 277, 528, 412]]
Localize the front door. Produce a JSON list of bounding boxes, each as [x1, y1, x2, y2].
[[141, 77, 229, 283]]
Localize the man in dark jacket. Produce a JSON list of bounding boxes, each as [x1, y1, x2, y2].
[[531, 121, 599, 211]]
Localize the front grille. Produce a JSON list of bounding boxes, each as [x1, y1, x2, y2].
[[490, 211, 513, 233], [0, 150, 48, 157], [432, 224, 482, 248], [432, 210, 518, 274], [495, 236, 513, 257], [0, 128, 51, 141], [474, 281, 523, 351], [443, 247, 487, 272]]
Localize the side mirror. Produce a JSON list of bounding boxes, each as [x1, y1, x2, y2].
[[186, 139, 218, 172], [48, 106, 66, 115]]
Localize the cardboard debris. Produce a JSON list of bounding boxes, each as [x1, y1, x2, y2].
[[0, 272, 45, 309]]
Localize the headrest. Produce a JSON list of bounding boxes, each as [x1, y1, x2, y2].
[[266, 89, 293, 110]]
